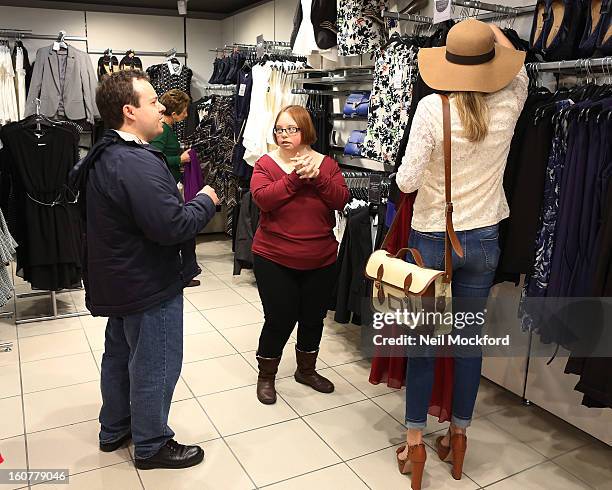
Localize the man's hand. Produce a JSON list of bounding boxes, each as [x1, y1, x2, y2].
[[180, 149, 191, 164], [198, 185, 220, 205]]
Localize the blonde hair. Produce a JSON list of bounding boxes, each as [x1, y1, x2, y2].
[[453, 92, 489, 143]]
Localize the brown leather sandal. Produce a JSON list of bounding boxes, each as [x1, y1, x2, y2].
[[396, 444, 427, 490]]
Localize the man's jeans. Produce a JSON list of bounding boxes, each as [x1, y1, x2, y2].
[[99, 293, 183, 459]]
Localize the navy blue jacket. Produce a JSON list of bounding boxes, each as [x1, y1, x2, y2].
[[71, 131, 215, 316]]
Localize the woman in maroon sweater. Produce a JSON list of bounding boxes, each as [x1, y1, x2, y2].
[[250, 105, 350, 405]]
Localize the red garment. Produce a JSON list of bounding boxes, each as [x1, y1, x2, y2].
[[368, 191, 454, 423], [251, 154, 350, 270]]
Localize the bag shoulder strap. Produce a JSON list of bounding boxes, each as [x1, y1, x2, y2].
[[441, 94, 463, 283], [381, 95, 463, 282]]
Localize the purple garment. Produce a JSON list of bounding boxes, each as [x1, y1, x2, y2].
[[184, 149, 204, 202]]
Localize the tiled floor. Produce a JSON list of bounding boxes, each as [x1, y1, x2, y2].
[[1, 236, 610, 489]]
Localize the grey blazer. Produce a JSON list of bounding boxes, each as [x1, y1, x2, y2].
[[25, 45, 99, 123]]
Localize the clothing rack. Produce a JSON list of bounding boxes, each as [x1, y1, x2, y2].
[[0, 28, 87, 42], [292, 88, 353, 96], [15, 290, 89, 325], [383, 1, 535, 24], [526, 57, 612, 74], [202, 84, 237, 93], [88, 48, 187, 57]]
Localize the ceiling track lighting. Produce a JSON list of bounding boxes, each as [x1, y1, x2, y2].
[[177, 0, 188, 15]]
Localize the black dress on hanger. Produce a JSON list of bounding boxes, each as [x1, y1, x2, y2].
[[0, 118, 82, 290]]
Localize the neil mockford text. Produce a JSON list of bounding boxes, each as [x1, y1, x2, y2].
[[372, 334, 511, 347]]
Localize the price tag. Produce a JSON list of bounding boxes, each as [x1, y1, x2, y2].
[[433, 0, 452, 24], [52, 41, 61, 51], [393, 68, 403, 90], [238, 84, 246, 97], [368, 174, 383, 205]]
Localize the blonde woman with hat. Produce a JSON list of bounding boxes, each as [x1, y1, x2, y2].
[[395, 19, 528, 489]]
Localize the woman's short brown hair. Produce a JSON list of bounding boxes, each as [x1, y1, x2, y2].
[[160, 89, 190, 116], [273, 105, 317, 146]]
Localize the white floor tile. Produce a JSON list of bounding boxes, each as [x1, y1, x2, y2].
[[168, 398, 219, 444], [82, 322, 106, 351], [16, 317, 83, 338], [0, 322, 17, 342], [316, 335, 365, 367], [137, 438, 254, 490], [348, 443, 479, 490], [486, 461, 590, 490], [183, 297, 197, 314], [251, 301, 264, 312], [304, 400, 405, 460], [203, 260, 235, 275], [187, 288, 247, 311], [225, 419, 341, 487], [181, 354, 256, 396], [182, 331, 236, 363], [232, 285, 261, 303], [202, 303, 264, 330], [265, 463, 368, 490], [554, 441, 612, 489], [173, 377, 193, 402], [220, 323, 263, 353], [276, 368, 367, 416], [183, 276, 229, 296], [486, 405, 593, 459], [0, 346, 19, 367], [425, 418, 547, 487], [19, 329, 90, 363], [217, 272, 257, 288], [24, 381, 101, 433], [35, 462, 142, 489], [199, 385, 297, 436], [182, 311, 215, 336], [0, 436, 28, 490], [472, 378, 522, 418], [27, 419, 130, 478], [0, 396, 23, 439], [332, 360, 397, 398], [80, 315, 108, 329], [0, 362, 21, 399], [21, 352, 99, 394]]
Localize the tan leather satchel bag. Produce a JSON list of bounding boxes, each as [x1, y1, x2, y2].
[[364, 94, 464, 332]]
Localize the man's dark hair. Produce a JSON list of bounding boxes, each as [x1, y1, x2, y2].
[[96, 70, 150, 130]]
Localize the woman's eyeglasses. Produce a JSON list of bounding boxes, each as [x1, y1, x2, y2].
[[273, 127, 301, 135]]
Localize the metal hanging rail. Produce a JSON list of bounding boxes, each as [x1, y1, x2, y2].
[[0, 29, 87, 42], [384, 1, 535, 24], [292, 88, 353, 96], [88, 49, 187, 57], [527, 57, 612, 73]]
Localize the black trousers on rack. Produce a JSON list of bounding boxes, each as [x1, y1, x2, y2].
[[253, 254, 336, 358]]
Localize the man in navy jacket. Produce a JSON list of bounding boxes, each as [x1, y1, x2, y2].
[[70, 70, 218, 470]]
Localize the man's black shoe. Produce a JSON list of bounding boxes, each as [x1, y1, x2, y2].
[[134, 439, 204, 470], [99, 432, 132, 452]]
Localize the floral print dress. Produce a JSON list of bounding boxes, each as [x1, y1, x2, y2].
[[337, 0, 389, 56], [362, 40, 418, 164], [519, 99, 572, 332]]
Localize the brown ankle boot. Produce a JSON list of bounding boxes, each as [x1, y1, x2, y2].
[[294, 347, 334, 393], [256, 355, 281, 405]]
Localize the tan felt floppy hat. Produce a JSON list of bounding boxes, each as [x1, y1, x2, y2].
[[418, 19, 526, 93]]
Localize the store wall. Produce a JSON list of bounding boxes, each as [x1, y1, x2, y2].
[[0, 4, 224, 101], [221, 0, 297, 46]]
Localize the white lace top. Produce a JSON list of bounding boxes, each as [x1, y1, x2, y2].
[[396, 67, 529, 232]]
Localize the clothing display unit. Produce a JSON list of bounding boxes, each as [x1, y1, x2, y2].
[[1, 2, 611, 488]]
